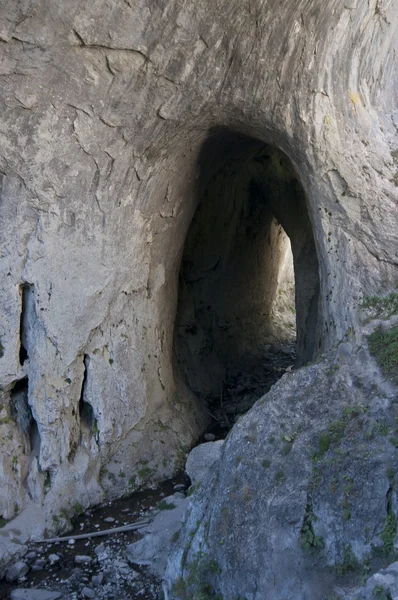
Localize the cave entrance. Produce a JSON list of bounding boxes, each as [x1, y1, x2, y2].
[[175, 130, 321, 432]]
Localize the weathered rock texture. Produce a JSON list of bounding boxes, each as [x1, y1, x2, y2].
[[0, 0, 397, 568], [165, 349, 398, 599]]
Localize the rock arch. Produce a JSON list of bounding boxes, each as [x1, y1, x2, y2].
[[175, 130, 322, 403]]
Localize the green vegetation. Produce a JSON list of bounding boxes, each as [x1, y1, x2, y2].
[[361, 292, 398, 319], [138, 466, 153, 480], [313, 405, 366, 462], [0, 340, 4, 358], [0, 516, 8, 528], [318, 433, 331, 455], [261, 459, 271, 469], [380, 513, 397, 555], [171, 530, 180, 543], [274, 471, 285, 485], [0, 417, 13, 425], [300, 505, 324, 551], [335, 543, 359, 576], [73, 502, 84, 515], [376, 420, 391, 436], [368, 325, 398, 385], [59, 507, 69, 520], [188, 483, 201, 496], [372, 585, 392, 600], [172, 552, 222, 600], [157, 500, 177, 511]]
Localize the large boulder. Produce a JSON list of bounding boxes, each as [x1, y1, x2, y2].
[[164, 345, 398, 599]]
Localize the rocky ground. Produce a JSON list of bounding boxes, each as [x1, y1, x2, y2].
[[205, 344, 296, 434], [0, 479, 186, 600], [0, 348, 295, 600]]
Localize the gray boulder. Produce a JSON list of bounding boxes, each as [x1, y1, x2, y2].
[[6, 561, 29, 582], [347, 562, 398, 599], [127, 493, 188, 576], [185, 441, 224, 487], [164, 352, 398, 599]]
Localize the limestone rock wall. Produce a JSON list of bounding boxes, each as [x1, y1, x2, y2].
[[0, 0, 397, 534]]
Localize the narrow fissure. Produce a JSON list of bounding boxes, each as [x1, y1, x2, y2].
[[79, 354, 94, 431], [175, 131, 321, 438], [10, 377, 40, 456], [19, 282, 34, 366]]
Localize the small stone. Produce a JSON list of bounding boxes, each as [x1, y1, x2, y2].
[[92, 573, 104, 586], [204, 433, 216, 441], [75, 555, 92, 564], [6, 561, 30, 582], [104, 516, 115, 523], [48, 554, 60, 566], [81, 587, 95, 598], [68, 538, 75, 545], [35, 558, 47, 567], [173, 484, 185, 492], [25, 551, 37, 561], [94, 544, 105, 555]]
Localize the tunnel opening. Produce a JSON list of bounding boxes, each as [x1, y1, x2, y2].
[[174, 130, 322, 434]]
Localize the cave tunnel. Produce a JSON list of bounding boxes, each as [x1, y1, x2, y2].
[[174, 130, 322, 428]]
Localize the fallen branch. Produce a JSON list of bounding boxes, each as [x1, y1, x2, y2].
[[34, 520, 151, 544]]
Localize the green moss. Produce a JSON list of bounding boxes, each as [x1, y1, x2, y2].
[[0, 340, 4, 358], [138, 466, 153, 480], [261, 459, 271, 469], [328, 417, 348, 441], [372, 585, 392, 600], [0, 417, 13, 425], [376, 420, 391, 436], [158, 500, 177, 511], [59, 507, 69, 520], [335, 543, 359, 576], [300, 505, 324, 551], [361, 292, 398, 319], [173, 552, 222, 600], [73, 502, 83, 515], [171, 530, 180, 543], [369, 325, 398, 385], [275, 471, 285, 485], [318, 433, 331, 455], [380, 513, 397, 554], [343, 508, 351, 521], [188, 483, 201, 496]]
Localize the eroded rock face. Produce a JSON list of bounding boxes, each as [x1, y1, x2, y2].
[[0, 0, 397, 555], [164, 349, 398, 599]]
